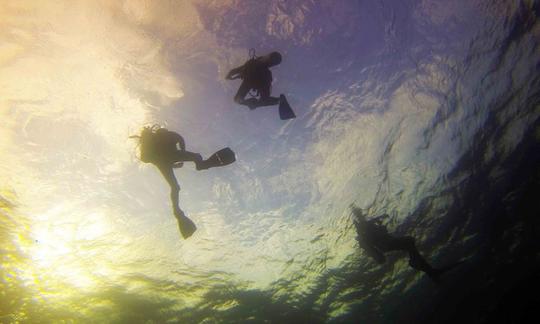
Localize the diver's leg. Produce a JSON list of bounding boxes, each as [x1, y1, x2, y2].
[[376, 235, 439, 278], [156, 164, 183, 216], [172, 150, 226, 171], [362, 244, 387, 264], [234, 81, 257, 109], [376, 235, 415, 252], [252, 84, 280, 108], [156, 164, 197, 238], [408, 250, 438, 277], [391, 236, 438, 277], [172, 150, 203, 168]]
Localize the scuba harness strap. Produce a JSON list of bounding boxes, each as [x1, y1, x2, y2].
[[246, 48, 260, 98]]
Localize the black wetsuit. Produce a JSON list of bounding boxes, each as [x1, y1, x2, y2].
[[141, 129, 202, 217], [355, 217, 441, 279], [228, 58, 280, 109]]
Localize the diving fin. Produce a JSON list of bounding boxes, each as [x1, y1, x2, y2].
[[177, 215, 197, 239], [279, 94, 296, 120], [197, 147, 236, 170]]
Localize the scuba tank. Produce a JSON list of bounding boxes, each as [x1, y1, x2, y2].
[[240, 49, 281, 79], [240, 48, 260, 81]]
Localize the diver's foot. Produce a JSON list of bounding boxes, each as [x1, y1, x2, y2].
[[196, 163, 208, 171], [194, 154, 206, 171], [245, 98, 259, 110], [195, 160, 208, 171]]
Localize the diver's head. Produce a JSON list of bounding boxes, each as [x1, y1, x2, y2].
[[141, 124, 164, 136], [140, 126, 153, 138], [350, 205, 366, 227], [263, 51, 282, 66], [350, 205, 364, 217]]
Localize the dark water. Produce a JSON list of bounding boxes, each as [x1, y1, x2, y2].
[[1, 0, 539, 323]]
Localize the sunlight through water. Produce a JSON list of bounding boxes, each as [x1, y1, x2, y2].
[[1, 0, 539, 323]]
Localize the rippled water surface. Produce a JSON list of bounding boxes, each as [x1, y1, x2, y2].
[[1, 1, 539, 323]]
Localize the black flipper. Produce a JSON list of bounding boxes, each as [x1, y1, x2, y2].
[[177, 215, 197, 239], [279, 95, 296, 120], [198, 147, 236, 170]]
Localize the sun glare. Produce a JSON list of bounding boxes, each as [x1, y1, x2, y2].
[[27, 206, 112, 290], [1, 0, 194, 298]]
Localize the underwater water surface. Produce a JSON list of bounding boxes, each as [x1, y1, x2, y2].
[[1, 1, 539, 323]]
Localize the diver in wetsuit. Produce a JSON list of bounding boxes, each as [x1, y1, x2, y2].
[[351, 206, 452, 281], [226, 51, 295, 120], [133, 126, 235, 239]]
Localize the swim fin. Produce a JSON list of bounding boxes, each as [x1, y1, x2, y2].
[[197, 147, 236, 170], [279, 95, 296, 120], [177, 215, 197, 239]]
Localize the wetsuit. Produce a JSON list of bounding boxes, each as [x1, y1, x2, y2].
[[355, 216, 441, 279], [227, 56, 281, 109]]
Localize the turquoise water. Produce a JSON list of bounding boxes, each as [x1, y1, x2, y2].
[[1, 1, 539, 323]]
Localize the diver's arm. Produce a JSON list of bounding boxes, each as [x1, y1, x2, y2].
[[178, 136, 185, 151], [363, 243, 386, 264], [356, 234, 386, 264], [226, 65, 244, 80], [171, 133, 185, 169], [170, 132, 185, 151]]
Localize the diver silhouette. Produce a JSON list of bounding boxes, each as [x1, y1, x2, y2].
[[351, 206, 461, 281], [226, 49, 296, 120], [132, 125, 236, 239]]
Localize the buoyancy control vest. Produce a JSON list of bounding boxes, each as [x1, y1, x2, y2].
[[140, 128, 182, 163]]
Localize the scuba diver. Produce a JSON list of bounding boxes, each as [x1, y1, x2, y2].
[[132, 125, 236, 239], [351, 206, 461, 281], [226, 49, 296, 120]]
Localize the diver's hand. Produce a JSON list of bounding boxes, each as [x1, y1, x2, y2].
[[226, 67, 242, 80]]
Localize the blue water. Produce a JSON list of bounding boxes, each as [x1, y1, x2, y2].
[[1, 0, 539, 323]]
